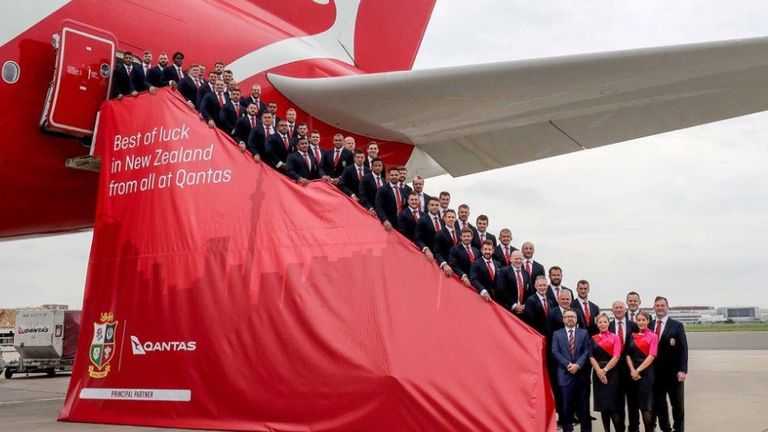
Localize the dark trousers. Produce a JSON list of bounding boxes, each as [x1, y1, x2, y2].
[[654, 379, 684, 432], [560, 380, 591, 432]]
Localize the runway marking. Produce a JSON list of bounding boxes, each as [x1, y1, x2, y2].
[[0, 397, 65, 406]]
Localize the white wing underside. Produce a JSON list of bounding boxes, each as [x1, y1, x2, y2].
[[268, 36, 768, 178]]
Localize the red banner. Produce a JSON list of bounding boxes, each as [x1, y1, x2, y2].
[[59, 88, 556, 431]]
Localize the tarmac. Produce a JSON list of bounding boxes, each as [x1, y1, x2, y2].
[[1, 331, 767, 432]]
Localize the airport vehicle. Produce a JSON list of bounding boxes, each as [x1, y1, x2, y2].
[[2, 1, 768, 239], [3, 308, 80, 379]]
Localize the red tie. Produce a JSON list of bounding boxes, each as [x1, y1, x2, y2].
[[234, 104, 240, 116], [177, 67, 183, 79], [412, 210, 419, 221], [630, 312, 635, 323], [418, 195, 423, 211], [504, 247, 511, 264], [516, 270, 524, 304], [282, 135, 289, 151], [486, 260, 495, 281], [462, 221, 467, 230], [357, 167, 363, 180], [480, 233, 485, 243], [193, 78, 200, 89], [466, 245, 474, 263], [618, 321, 624, 348], [288, 124, 294, 137], [568, 329, 575, 360], [333, 149, 340, 166], [302, 153, 311, 169], [433, 216, 440, 232], [655, 320, 662, 337], [583, 301, 591, 325], [394, 186, 402, 210], [266, 126, 272, 135], [542, 297, 548, 315], [450, 230, 457, 245], [217, 93, 225, 107], [250, 116, 255, 128], [525, 260, 532, 276], [375, 176, 382, 188], [313, 147, 321, 162]]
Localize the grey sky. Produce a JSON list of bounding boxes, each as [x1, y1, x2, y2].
[[1, 1, 767, 310]]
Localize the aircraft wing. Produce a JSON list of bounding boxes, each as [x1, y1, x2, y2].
[[269, 36, 768, 177]]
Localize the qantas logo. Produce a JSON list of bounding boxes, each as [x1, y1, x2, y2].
[[130, 335, 197, 355], [228, 0, 361, 78]]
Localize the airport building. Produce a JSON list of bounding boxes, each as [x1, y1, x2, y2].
[[716, 306, 762, 323]]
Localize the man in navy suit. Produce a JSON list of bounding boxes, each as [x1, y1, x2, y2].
[[285, 137, 327, 185], [199, 79, 230, 129], [339, 149, 368, 200], [219, 87, 245, 134], [358, 158, 385, 215], [234, 103, 260, 147], [264, 120, 294, 171], [610, 300, 640, 432], [469, 240, 501, 302], [524, 275, 555, 335], [321, 133, 354, 182], [363, 141, 379, 171], [111, 52, 137, 98], [433, 210, 460, 277], [161, 51, 186, 86], [449, 228, 480, 287], [414, 197, 443, 261], [196, 71, 218, 109], [375, 168, 407, 232], [397, 192, 424, 242], [130, 53, 148, 93], [496, 250, 531, 314], [145, 52, 168, 88], [552, 309, 592, 432], [522, 241, 546, 283], [572, 280, 601, 336], [492, 228, 518, 267], [473, 214, 497, 250], [244, 111, 276, 161], [138, 50, 153, 91], [177, 64, 203, 109], [652, 296, 688, 432], [240, 84, 267, 114]]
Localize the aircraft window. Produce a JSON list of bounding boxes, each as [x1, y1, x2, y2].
[[2, 61, 20, 84]]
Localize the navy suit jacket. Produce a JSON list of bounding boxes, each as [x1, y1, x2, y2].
[[375, 183, 406, 227], [239, 96, 266, 115], [524, 293, 556, 335], [552, 327, 592, 386], [358, 173, 384, 211], [286, 151, 323, 181], [111, 64, 136, 97], [199, 92, 230, 128], [178, 75, 201, 104], [234, 115, 259, 144], [650, 318, 688, 377], [492, 244, 519, 267], [414, 213, 444, 252], [572, 299, 601, 335], [339, 164, 367, 198], [496, 266, 532, 309], [321, 148, 354, 178], [448, 243, 480, 278], [472, 231, 497, 250], [396, 208, 424, 242], [524, 259, 546, 284], [219, 101, 245, 134], [246, 124, 275, 158], [145, 65, 165, 88], [265, 133, 294, 169], [131, 64, 148, 92], [433, 228, 459, 267], [469, 258, 501, 296], [196, 82, 215, 109], [161, 65, 184, 86]]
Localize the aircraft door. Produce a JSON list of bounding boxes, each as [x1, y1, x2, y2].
[[40, 20, 116, 137]]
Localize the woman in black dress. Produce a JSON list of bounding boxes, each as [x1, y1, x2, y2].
[[625, 311, 659, 431], [589, 313, 622, 431]]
